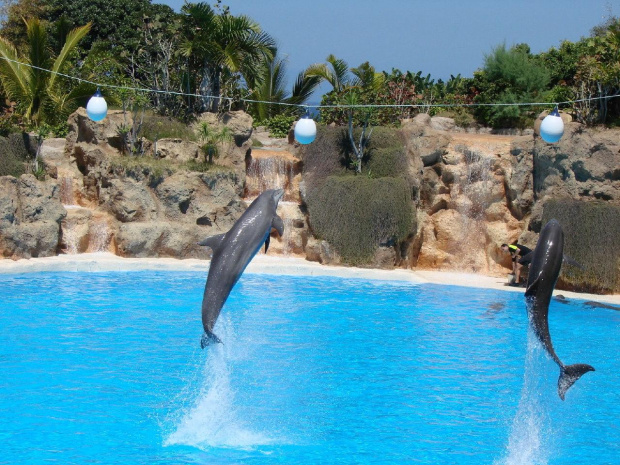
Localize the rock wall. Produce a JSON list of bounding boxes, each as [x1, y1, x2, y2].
[[0, 175, 66, 258], [1, 109, 618, 287], [0, 108, 252, 260]]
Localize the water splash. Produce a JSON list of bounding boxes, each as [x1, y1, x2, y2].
[[163, 316, 273, 451], [497, 330, 556, 465]]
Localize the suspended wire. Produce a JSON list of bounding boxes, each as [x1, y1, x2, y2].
[[2, 55, 619, 110]]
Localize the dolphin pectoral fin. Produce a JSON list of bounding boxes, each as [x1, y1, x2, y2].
[[272, 215, 284, 236], [558, 363, 595, 400], [264, 235, 270, 253], [198, 233, 226, 250], [200, 330, 223, 349], [563, 254, 584, 270]]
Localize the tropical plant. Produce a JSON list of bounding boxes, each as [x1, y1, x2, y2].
[[247, 53, 320, 123], [305, 54, 351, 92], [473, 43, 551, 128], [0, 17, 93, 126], [197, 121, 232, 164], [45, 0, 153, 52], [264, 114, 296, 138], [117, 89, 150, 155], [573, 18, 620, 124], [179, 1, 276, 112]]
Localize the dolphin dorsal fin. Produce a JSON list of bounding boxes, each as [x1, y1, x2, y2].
[[272, 215, 284, 236], [197, 233, 226, 251]]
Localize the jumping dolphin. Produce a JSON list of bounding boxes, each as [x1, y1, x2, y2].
[[198, 189, 284, 348], [524, 219, 594, 400]]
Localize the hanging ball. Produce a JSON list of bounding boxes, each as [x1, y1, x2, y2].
[[86, 89, 108, 122], [539, 108, 564, 143], [294, 116, 317, 144]]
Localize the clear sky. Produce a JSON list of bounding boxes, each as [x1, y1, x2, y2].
[[158, 0, 618, 102]]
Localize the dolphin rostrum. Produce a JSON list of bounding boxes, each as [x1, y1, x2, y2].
[[197, 188, 284, 348], [524, 219, 594, 400]]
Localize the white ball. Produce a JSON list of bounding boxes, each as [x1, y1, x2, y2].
[[540, 113, 564, 143], [294, 117, 317, 144], [86, 94, 108, 122]]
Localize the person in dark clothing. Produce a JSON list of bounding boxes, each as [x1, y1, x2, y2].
[[501, 243, 533, 285]]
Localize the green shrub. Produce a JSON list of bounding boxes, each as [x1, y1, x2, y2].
[[302, 126, 349, 182], [265, 114, 296, 138], [542, 199, 620, 293], [306, 175, 414, 265], [0, 133, 30, 177], [367, 147, 408, 178], [140, 113, 196, 142], [367, 126, 402, 150]]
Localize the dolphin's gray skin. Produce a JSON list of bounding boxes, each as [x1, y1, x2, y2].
[[524, 219, 594, 400], [198, 189, 284, 348], [584, 301, 620, 311]]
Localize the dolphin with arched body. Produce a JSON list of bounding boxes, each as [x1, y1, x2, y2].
[[524, 219, 594, 400], [198, 189, 284, 348]]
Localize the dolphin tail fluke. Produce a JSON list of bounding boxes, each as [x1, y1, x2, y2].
[[558, 363, 595, 400], [200, 330, 223, 349]]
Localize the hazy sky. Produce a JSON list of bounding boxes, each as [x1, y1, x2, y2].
[[159, 1, 618, 102]]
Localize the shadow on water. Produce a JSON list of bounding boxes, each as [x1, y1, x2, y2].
[[496, 329, 557, 465]]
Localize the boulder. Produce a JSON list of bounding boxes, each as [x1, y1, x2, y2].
[[101, 178, 158, 223], [155, 139, 201, 162]]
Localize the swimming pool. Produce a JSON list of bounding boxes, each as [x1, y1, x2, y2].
[[0, 271, 618, 464]]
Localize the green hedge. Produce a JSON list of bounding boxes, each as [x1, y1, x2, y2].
[[0, 133, 30, 177], [306, 175, 414, 265], [302, 126, 348, 181], [542, 199, 620, 293]]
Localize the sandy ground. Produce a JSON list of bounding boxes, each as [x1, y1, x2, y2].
[[1, 252, 619, 306]]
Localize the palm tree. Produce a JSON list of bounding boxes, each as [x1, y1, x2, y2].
[[248, 53, 321, 122], [179, 2, 276, 112], [0, 18, 93, 126], [304, 54, 350, 92], [350, 61, 385, 91]]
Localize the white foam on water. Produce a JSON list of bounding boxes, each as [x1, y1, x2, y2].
[[163, 316, 273, 451], [496, 330, 556, 465]]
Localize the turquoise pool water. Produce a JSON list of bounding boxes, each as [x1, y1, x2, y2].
[[0, 271, 618, 464]]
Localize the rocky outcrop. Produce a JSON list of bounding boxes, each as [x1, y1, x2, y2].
[[2, 107, 618, 289], [0, 108, 252, 260], [0, 175, 66, 258]]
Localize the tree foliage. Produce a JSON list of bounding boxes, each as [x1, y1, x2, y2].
[[0, 17, 93, 126]]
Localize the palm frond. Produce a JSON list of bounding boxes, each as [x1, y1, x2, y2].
[[286, 72, 321, 106], [0, 37, 31, 101], [48, 23, 91, 90]]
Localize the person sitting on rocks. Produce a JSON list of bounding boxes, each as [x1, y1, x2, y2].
[[501, 243, 533, 286]]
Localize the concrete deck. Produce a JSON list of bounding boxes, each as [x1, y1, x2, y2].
[[1, 253, 619, 305]]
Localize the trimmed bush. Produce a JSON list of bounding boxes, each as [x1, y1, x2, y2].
[[542, 199, 620, 293], [306, 175, 414, 265], [0, 133, 30, 177], [302, 126, 348, 182], [367, 146, 408, 178]]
